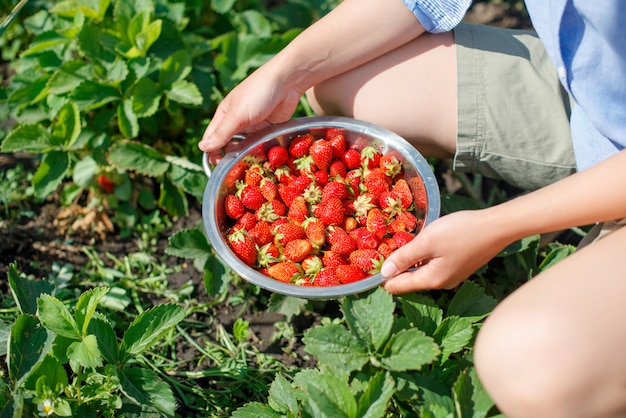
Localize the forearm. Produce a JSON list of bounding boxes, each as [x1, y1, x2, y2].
[[268, 0, 424, 93], [485, 149, 626, 245]]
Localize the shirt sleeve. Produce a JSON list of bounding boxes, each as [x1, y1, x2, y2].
[[402, 0, 472, 33]]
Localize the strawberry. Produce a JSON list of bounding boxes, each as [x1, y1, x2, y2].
[[312, 169, 329, 187], [257, 242, 280, 267], [363, 168, 390, 196], [278, 183, 300, 208], [268, 145, 289, 169], [97, 174, 115, 193], [379, 191, 404, 217], [302, 183, 323, 204], [302, 217, 326, 248], [352, 194, 376, 219], [249, 220, 273, 246], [388, 211, 418, 233], [228, 229, 258, 267], [259, 177, 277, 202], [349, 249, 384, 273], [391, 179, 413, 209], [273, 223, 306, 246], [360, 146, 381, 169], [314, 268, 340, 287], [295, 155, 316, 176], [225, 194, 245, 220], [322, 181, 348, 202], [238, 184, 266, 211], [366, 208, 388, 239], [322, 250, 347, 269], [288, 195, 309, 225], [329, 160, 347, 178], [309, 139, 333, 172], [301, 255, 323, 275], [289, 134, 313, 158], [232, 212, 257, 231], [274, 166, 294, 184], [345, 168, 363, 195], [314, 197, 345, 226], [325, 127, 345, 141], [284, 239, 313, 262], [244, 163, 264, 186], [327, 132, 346, 159], [350, 227, 381, 250], [342, 149, 362, 170], [268, 261, 302, 283], [336, 265, 366, 284], [224, 161, 248, 188], [255, 200, 285, 222], [343, 216, 358, 232], [380, 154, 402, 177], [407, 177, 428, 212], [377, 242, 394, 258], [328, 226, 357, 256], [392, 231, 414, 248]]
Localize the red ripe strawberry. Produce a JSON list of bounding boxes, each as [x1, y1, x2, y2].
[[342, 149, 362, 170], [312, 170, 329, 187], [345, 168, 363, 195], [228, 229, 258, 267], [278, 183, 300, 208], [288, 196, 309, 225], [301, 255, 323, 275], [377, 242, 394, 258], [309, 139, 333, 172], [274, 223, 306, 246], [327, 132, 346, 159], [255, 200, 286, 222], [258, 267, 271, 277], [284, 239, 313, 262], [391, 179, 413, 209], [314, 268, 340, 287], [349, 249, 385, 273], [366, 208, 388, 239], [322, 250, 347, 268], [322, 181, 348, 202], [379, 191, 404, 217], [250, 220, 273, 246], [238, 184, 266, 211], [295, 155, 316, 176], [314, 197, 345, 227], [232, 212, 257, 231], [350, 227, 381, 250], [302, 217, 326, 248], [388, 211, 418, 233], [302, 184, 323, 204], [328, 226, 357, 256], [363, 168, 390, 196], [97, 174, 115, 193], [257, 242, 280, 267], [329, 160, 347, 178], [225, 194, 245, 220], [407, 177, 428, 212], [224, 161, 248, 188], [392, 231, 414, 248], [336, 265, 366, 284], [380, 154, 402, 177], [244, 164, 264, 186], [259, 178, 277, 202], [325, 127, 345, 140], [289, 134, 313, 158], [352, 194, 376, 219], [343, 216, 358, 232], [274, 166, 294, 184], [291, 175, 312, 193], [268, 261, 302, 283], [268, 145, 289, 169], [360, 146, 381, 169]]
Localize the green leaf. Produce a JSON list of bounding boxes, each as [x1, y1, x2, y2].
[[356, 371, 395, 418], [67, 334, 104, 371], [294, 369, 357, 418], [446, 281, 498, 322], [118, 368, 177, 417], [166, 228, 212, 259], [165, 79, 202, 105], [498, 234, 540, 257], [202, 256, 230, 301], [159, 175, 189, 217], [303, 324, 369, 373], [1, 124, 54, 153], [432, 316, 474, 362], [75, 287, 109, 336], [398, 293, 443, 336], [70, 80, 121, 110], [50, 0, 103, 19], [266, 293, 307, 320], [8, 263, 53, 315], [441, 193, 484, 213], [117, 99, 139, 138], [107, 140, 170, 177], [211, 0, 237, 14], [167, 158, 206, 198], [0, 322, 8, 357], [539, 244, 575, 272], [51, 102, 81, 149], [380, 328, 440, 371], [47, 60, 92, 95], [119, 303, 185, 363], [135, 20, 162, 55], [268, 374, 298, 415], [453, 367, 494, 418], [342, 288, 394, 352], [37, 294, 80, 340], [159, 50, 192, 90], [8, 315, 49, 383], [131, 77, 162, 117], [72, 156, 98, 188], [25, 355, 68, 392], [87, 313, 119, 365], [232, 403, 282, 417], [21, 31, 70, 57], [32, 151, 70, 199]]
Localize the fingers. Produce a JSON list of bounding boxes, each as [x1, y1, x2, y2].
[[380, 233, 428, 279], [199, 105, 242, 152]]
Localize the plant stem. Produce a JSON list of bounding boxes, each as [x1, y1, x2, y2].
[[0, 0, 30, 37]]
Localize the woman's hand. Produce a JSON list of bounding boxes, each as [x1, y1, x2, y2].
[[381, 209, 508, 294]]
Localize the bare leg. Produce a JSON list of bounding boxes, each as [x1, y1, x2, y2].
[[306, 31, 457, 159], [474, 226, 626, 417]]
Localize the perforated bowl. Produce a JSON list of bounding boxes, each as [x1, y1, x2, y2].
[[202, 116, 440, 299]]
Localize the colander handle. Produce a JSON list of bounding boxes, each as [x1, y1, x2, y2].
[[202, 134, 247, 178]]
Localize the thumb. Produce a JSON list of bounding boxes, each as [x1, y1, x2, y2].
[[380, 233, 429, 279], [199, 107, 242, 153]]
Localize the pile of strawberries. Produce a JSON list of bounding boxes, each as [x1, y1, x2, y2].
[[222, 128, 427, 287]]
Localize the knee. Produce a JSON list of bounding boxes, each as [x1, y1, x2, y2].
[[474, 306, 581, 418]]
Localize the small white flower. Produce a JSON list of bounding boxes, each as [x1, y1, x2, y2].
[[37, 399, 54, 417]]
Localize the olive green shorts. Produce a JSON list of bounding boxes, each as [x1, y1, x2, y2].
[[453, 23, 577, 191]]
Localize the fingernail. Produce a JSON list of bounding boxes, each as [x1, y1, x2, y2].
[[380, 260, 397, 279]]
